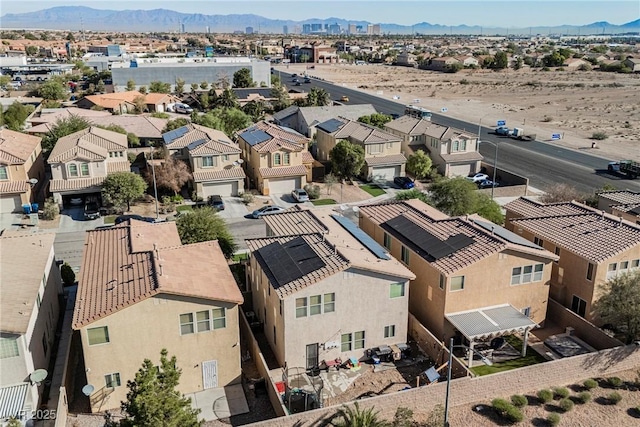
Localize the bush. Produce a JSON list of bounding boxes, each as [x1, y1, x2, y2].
[[171, 195, 184, 203], [304, 184, 321, 200], [547, 413, 561, 426], [606, 377, 623, 388], [491, 399, 523, 423], [559, 398, 574, 412], [239, 192, 254, 205], [553, 387, 570, 399], [576, 391, 591, 404], [591, 131, 608, 140], [537, 389, 554, 403], [607, 391, 622, 404], [60, 262, 76, 286], [41, 198, 59, 220], [583, 379, 598, 390], [510, 394, 527, 408]]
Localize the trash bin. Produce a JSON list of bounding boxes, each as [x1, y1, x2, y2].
[[31, 203, 39, 213], [22, 204, 31, 215]]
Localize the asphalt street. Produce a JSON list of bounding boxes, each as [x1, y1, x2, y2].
[[54, 231, 86, 274]]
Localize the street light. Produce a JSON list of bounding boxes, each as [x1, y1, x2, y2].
[[444, 338, 493, 427]]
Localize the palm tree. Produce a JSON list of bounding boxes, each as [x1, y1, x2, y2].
[[332, 403, 388, 427], [215, 88, 239, 109], [307, 87, 330, 107]]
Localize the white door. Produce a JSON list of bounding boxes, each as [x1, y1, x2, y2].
[[268, 177, 300, 194], [0, 195, 22, 213], [202, 360, 218, 389], [203, 181, 238, 197], [371, 166, 400, 181]]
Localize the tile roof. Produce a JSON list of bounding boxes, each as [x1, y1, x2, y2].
[[192, 168, 246, 182], [1, 232, 56, 334], [272, 105, 299, 121], [80, 90, 149, 108], [259, 164, 307, 178], [0, 180, 30, 194], [440, 151, 484, 163], [598, 190, 640, 205], [47, 127, 127, 163], [189, 139, 241, 156], [504, 197, 592, 218], [28, 107, 112, 125], [0, 129, 42, 164], [385, 116, 433, 135], [611, 203, 640, 214], [164, 123, 237, 151], [359, 200, 556, 275], [88, 115, 169, 139], [365, 153, 407, 166], [237, 121, 309, 153], [301, 151, 314, 163], [73, 220, 243, 329], [49, 176, 105, 192], [298, 104, 378, 128], [107, 161, 131, 173], [321, 117, 401, 144]]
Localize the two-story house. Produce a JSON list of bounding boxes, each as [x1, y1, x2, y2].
[[236, 121, 313, 195], [0, 232, 62, 421], [246, 206, 415, 369], [162, 124, 245, 197], [385, 116, 482, 177], [504, 197, 640, 323], [359, 199, 558, 363], [0, 129, 45, 213], [596, 190, 640, 225], [73, 220, 244, 413], [315, 117, 407, 181], [272, 104, 378, 138], [48, 127, 130, 208]]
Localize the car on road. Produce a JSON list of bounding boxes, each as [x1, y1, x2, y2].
[[291, 73, 298, 78], [303, 77, 311, 83], [466, 173, 490, 183], [209, 195, 225, 210], [114, 214, 155, 225], [174, 103, 193, 114], [495, 126, 510, 136], [340, 95, 350, 102], [292, 78, 300, 83], [393, 176, 415, 189], [291, 189, 310, 202], [294, 81, 302, 86], [477, 179, 499, 189], [251, 205, 286, 219]]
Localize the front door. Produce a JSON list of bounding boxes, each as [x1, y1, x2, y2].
[[306, 343, 319, 370], [202, 360, 218, 389]]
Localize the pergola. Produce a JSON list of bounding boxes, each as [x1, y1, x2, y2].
[[446, 304, 538, 367]]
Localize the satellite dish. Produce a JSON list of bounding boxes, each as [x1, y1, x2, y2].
[[30, 369, 48, 385], [237, 159, 244, 164], [28, 178, 39, 185], [232, 161, 239, 167], [82, 384, 95, 396]]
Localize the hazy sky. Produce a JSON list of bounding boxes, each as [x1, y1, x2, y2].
[[2, 1, 638, 27]]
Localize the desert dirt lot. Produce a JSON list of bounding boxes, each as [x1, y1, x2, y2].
[[286, 64, 640, 162]]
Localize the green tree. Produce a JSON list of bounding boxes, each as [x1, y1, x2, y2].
[[199, 81, 209, 90], [96, 79, 106, 93], [193, 108, 253, 138], [2, 101, 34, 131], [41, 115, 92, 153], [330, 140, 365, 181], [513, 57, 524, 70], [125, 79, 136, 91], [102, 172, 147, 211], [331, 402, 386, 427], [162, 118, 191, 133], [190, 83, 199, 93], [406, 149, 432, 180], [270, 81, 291, 111], [493, 51, 508, 69], [127, 133, 140, 147], [0, 74, 11, 88], [214, 88, 239, 109], [176, 207, 236, 258], [139, 86, 148, 95], [357, 113, 393, 129], [39, 80, 66, 100], [396, 188, 429, 203], [25, 45, 38, 56], [595, 271, 640, 344], [150, 156, 192, 196], [306, 87, 330, 107], [116, 349, 202, 427], [233, 67, 254, 88], [429, 176, 478, 216], [242, 100, 265, 122], [474, 193, 504, 224], [543, 52, 565, 67], [60, 262, 76, 286], [175, 78, 185, 94], [149, 81, 171, 94], [66, 32, 75, 42]]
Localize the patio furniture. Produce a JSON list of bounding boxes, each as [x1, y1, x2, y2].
[[320, 358, 342, 371]]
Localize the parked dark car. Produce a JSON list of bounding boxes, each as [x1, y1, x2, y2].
[[394, 176, 415, 189], [83, 200, 100, 220], [114, 214, 155, 225], [209, 195, 225, 210], [477, 179, 499, 189]]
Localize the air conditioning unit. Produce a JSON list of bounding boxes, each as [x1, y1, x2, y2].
[[565, 327, 575, 336]]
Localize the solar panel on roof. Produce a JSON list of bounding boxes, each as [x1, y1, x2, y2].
[[471, 219, 542, 249], [257, 236, 326, 288], [331, 214, 390, 260], [162, 126, 189, 145], [630, 206, 640, 215], [187, 138, 208, 151], [317, 118, 344, 134], [241, 129, 272, 146], [383, 216, 474, 261]]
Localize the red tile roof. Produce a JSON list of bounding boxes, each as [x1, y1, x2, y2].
[[49, 176, 105, 192], [0, 180, 30, 195], [259, 165, 307, 178], [0, 129, 42, 164], [192, 168, 246, 182], [365, 153, 407, 166], [504, 197, 591, 218]]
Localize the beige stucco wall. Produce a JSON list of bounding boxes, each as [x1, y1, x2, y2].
[[79, 294, 241, 412], [190, 152, 242, 173]]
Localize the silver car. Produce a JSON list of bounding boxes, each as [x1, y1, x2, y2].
[[291, 189, 309, 202], [251, 205, 286, 218]]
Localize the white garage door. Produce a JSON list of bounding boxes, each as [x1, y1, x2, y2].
[[0, 195, 22, 213], [448, 164, 473, 178], [203, 181, 238, 197], [269, 177, 301, 194], [371, 166, 400, 181]]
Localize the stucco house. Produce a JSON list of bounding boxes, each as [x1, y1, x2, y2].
[[73, 220, 244, 413], [76, 91, 180, 114], [47, 127, 130, 208], [162, 124, 245, 197], [236, 121, 313, 195], [246, 206, 415, 369], [359, 199, 558, 362], [0, 129, 45, 213], [315, 117, 407, 181], [272, 104, 378, 138], [0, 232, 62, 421]]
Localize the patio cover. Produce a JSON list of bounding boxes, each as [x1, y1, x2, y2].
[[446, 304, 538, 341], [0, 383, 29, 419]]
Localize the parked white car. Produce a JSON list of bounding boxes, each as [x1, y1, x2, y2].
[[466, 173, 489, 183], [291, 189, 310, 203], [174, 103, 193, 114]]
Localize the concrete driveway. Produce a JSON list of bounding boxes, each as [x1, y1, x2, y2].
[[270, 192, 313, 209], [58, 207, 104, 232], [217, 197, 249, 220]]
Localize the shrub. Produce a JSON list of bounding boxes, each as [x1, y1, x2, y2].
[[171, 195, 184, 203], [491, 399, 523, 423], [60, 262, 76, 286], [606, 377, 623, 388], [460, 79, 470, 85], [576, 391, 591, 404], [492, 398, 510, 413], [537, 389, 554, 403], [41, 198, 59, 220], [583, 379, 598, 390], [510, 394, 527, 408], [559, 398, 574, 412], [591, 131, 608, 140], [553, 387, 570, 399], [607, 391, 622, 404], [542, 116, 553, 122], [304, 184, 321, 200], [239, 192, 254, 205], [547, 413, 561, 427], [504, 405, 523, 423]]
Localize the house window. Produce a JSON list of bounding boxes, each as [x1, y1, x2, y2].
[[439, 274, 445, 290], [87, 326, 110, 345], [196, 310, 211, 332], [212, 308, 226, 329], [620, 261, 629, 273], [283, 152, 290, 164], [632, 259, 640, 270], [323, 293, 335, 313], [450, 276, 465, 291], [0, 337, 19, 359], [401, 246, 409, 264], [296, 297, 307, 318], [341, 331, 365, 352], [202, 156, 214, 167], [383, 232, 391, 250], [368, 144, 383, 154], [273, 153, 281, 165], [354, 331, 365, 349], [68, 164, 78, 177], [104, 373, 121, 388], [586, 262, 595, 281], [533, 264, 544, 281], [180, 313, 194, 335], [452, 140, 459, 152], [341, 333, 353, 352], [571, 295, 587, 317], [384, 325, 396, 338], [606, 262, 618, 280], [534, 237, 544, 247], [511, 264, 544, 285], [310, 295, 322, 315], [80, 163, 90, 176], [0, 166, 8, 180], [222, 154, 229, 162], [390, 282, 405, 298]]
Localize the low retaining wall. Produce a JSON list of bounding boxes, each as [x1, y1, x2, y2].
[[480, 162, 530, 197]]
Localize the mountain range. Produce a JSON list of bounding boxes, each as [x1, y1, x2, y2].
[[1, 6, 639, 35]]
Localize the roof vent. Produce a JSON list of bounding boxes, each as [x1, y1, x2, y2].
[[601, 210, 605, 219], [619, 216, 623, 226]]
